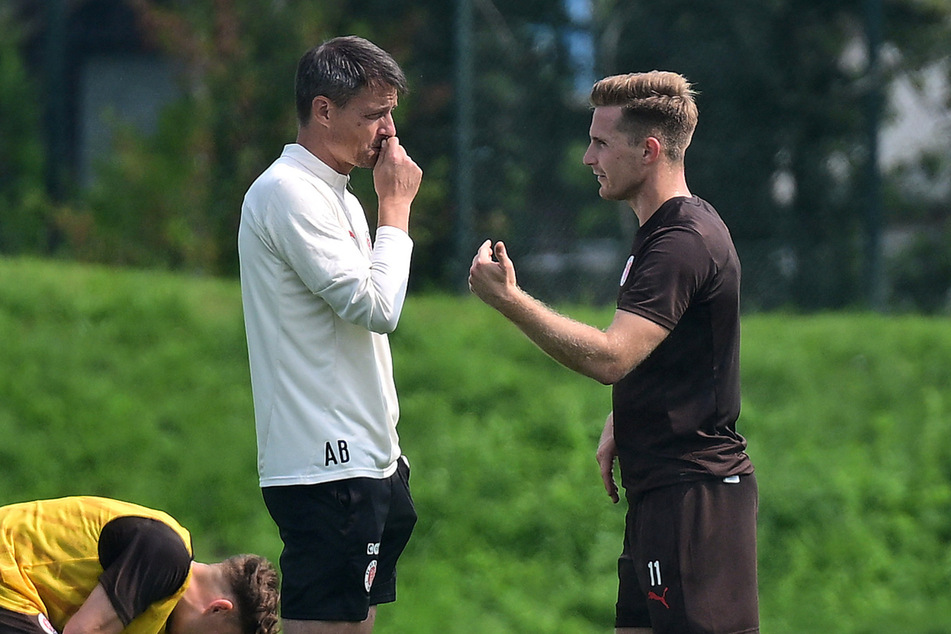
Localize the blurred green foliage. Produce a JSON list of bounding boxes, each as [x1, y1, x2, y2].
[[1, 256, 950, 631], [3, 1, 951, 309], [0, 9, 53, 253], [888, 226, 951, 313]]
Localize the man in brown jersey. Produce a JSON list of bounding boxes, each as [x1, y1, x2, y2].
[[469, 71, 759, 634]]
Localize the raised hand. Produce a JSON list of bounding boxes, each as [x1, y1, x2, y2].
[[373, 136, 422, 232], [468, 240, 519, 309]]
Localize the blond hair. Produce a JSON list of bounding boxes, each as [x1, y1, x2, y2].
[[590, 71, 698, 161]]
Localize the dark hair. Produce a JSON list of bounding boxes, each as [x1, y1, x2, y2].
[[590, 71, 699, 161], [295, 35, 408, 125], [222, 554, 280, 634]]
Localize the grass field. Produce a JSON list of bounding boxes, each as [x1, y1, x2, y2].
[[1, 256, 949, 632]]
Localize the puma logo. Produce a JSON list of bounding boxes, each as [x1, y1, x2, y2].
[[648, 587, 670, 609]]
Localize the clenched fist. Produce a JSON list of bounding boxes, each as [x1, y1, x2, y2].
[[373, 136, 422, 233]]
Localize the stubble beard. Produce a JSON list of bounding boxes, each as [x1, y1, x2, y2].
[[601, 174, 644, 203], [358, 147, 382, 170]]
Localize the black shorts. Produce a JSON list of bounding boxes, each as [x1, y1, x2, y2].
[[616, 474, 759, 633], [262, 456, 417, 622], [0, 608, 59, 634]]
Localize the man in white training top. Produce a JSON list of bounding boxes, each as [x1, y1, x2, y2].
[[238, 35, 422, 634]]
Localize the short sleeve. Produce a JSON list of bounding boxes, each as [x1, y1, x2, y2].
[[618, 227, 715, 331], [97, 517, 192, 625]]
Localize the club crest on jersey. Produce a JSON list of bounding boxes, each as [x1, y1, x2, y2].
[[619, 256, 634, 286], [364, 559, 378, 592]]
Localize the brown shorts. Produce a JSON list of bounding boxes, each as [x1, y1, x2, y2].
[[616, 474, 759, 633]]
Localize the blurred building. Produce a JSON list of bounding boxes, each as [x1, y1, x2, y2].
[[14, 0, 180, 194]]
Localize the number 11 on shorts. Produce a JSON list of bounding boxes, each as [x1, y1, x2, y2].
[[648, 560, 662, 587]]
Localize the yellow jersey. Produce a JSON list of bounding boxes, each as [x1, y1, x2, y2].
[[0, 496, 193, 634]]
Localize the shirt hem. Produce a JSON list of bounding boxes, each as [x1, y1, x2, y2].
[[259, 462, 400, 487]]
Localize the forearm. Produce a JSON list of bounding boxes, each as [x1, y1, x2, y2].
[[318, 227, 412, 334], [62, 584, 123, 634], [495, 288, 621, 384], [366, 226, 413, 331], [469, 240, 666, 382], [377, 201, 410, 233]]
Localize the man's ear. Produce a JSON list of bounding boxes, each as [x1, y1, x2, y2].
[[311, 95, 334, 127], [205, 598, 234, 615], [643, 136, 662, 162]]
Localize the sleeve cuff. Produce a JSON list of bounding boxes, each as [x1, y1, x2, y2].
[[373, 225, 414, 265]]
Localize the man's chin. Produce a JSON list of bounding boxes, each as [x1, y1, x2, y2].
[[361, 152, 381, 169]]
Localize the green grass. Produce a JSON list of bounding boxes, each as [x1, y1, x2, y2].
[[1, 256, 950, 632]]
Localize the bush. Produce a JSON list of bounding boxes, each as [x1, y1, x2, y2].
[[2, 257, 951, 632]]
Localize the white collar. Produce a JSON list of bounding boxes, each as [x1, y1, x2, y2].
[[281, 143, 350, 195]]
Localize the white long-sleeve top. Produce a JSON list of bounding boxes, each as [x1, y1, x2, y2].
[[238, 144, 413, 487]]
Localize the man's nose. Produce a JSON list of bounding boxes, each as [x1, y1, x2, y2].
[[381, 112, 396, 137], [582, 146, 595, 165]]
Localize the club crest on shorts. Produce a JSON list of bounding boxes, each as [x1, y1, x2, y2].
[[36, 613, 58, 634], [364, 559, 378, 592]]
